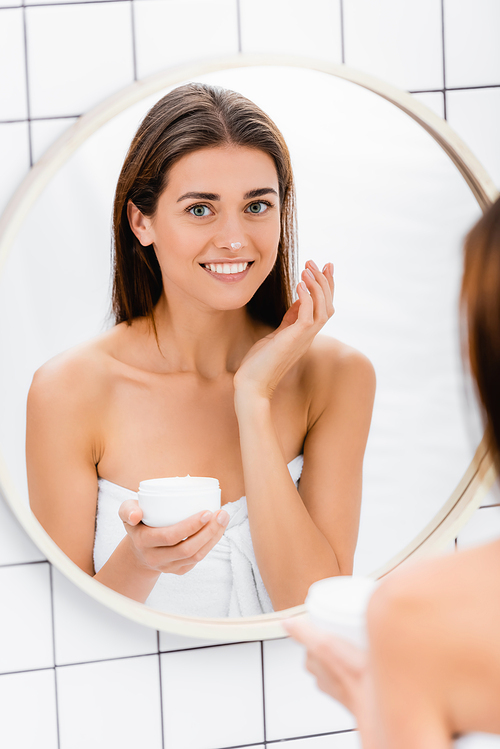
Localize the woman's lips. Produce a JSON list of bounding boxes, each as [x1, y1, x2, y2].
[[200, 261, 253, 282]]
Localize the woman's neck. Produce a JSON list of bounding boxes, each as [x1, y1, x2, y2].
[[143, 294, 265, 379]]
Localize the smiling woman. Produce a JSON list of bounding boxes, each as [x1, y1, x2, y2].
[[25, 81, 376, 617]]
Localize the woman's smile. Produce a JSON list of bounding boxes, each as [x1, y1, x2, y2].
[[200, 260, 254, 281]]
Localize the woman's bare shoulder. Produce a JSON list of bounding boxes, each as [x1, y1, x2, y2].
[[368, 539, 500, 643], [301, 335, 376, 402], [28, 326, 124, 409]]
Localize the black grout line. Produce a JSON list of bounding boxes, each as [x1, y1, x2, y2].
[[0, 639, 264, 678], [159, 639, 260, 654], [409, 88, 447, 94], [267, 729, 357, 745], [447, 83, 500, 91], [236, 0, 242, 53], [8, 0, 131, 7], [339, 0, 345, 64], [0, 114, 82, 126], [0, 559, 47, 568], [0, 665, 56, 678], [49, 565, 62, 749], [130, 0, 137, 82], [55, 650, 160, 670], [157, 632, 166, 749], [215, 742, 267, 749], [21, 0, 34, 166], [440, 0, 447, 119], [266, 729, 357, 745], [260, 641, 267, 745]]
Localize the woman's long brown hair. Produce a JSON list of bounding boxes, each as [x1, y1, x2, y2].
[[461, 197, 500, 462], [112, 82, 297, 331]]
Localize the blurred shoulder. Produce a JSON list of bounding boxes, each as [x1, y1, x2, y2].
[[368, 539, 500, 645]]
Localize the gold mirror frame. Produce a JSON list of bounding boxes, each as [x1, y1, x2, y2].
[[0, 54, 498, 641]]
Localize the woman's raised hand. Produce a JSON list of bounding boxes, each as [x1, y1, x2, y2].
[[118, 499, 230, 576], [234, 260, 334, 400]]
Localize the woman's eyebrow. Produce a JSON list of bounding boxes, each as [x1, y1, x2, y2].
[[177, 191, 220, 202], [243, 187, 278, 199], [176, 187, 278, 203]]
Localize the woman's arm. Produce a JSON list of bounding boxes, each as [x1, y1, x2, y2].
[[234, 262, 376, 609], [27, 352, 229, 603]]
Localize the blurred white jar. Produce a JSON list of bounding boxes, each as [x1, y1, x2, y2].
[[305, 576, 379, 648], [138, 476, 221, 527]]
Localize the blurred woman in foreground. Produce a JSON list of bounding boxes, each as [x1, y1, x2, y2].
[[285, 197, 500, 747]]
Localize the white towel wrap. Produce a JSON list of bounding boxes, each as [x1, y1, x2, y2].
[[93, 455, 304, 618]]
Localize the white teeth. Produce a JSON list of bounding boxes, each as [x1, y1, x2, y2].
[[205, 262, 249, 274]]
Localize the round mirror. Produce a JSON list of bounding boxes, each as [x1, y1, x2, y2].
[[0, 56, 497, 640]]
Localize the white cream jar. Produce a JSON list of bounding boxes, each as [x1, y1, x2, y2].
[[138, 476, 221, 527], [305, 576, 379, 648]]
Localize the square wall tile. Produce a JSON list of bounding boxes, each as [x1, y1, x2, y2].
[[52, 567, 158, 665], [0, 489, 45, 566], [0, 669, 58, 749], [57, 655, 163, 749], [411, 91, 445, 119], [134, 0, 238, 80], [446, 87, 500, 188], [0, 0, 22, 6], [26, 2, 134, 119], [456, 505, 500, 550], [31, 117, 78, 164], [264, 637, 356, 740], [240, 0, 342, 62], [444, 0, 500, 88], [343, 0, 444, 91], [279, 732, 362, 749], [0, 8, 27, 120], [0, 562, 54, 674], [161, 642, 264, 748]]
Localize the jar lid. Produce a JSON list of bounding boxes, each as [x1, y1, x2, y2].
[[139, 475, 219, 491], [306, 576, 379, 623]]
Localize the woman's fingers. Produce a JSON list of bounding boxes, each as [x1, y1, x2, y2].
[[118, 499, 143, 527], [283, 617, 328, 648], [118, 500, 230, 574], [302, 260, 335, 322], [146, 510, 229, 572], [170, 515, 230, 574]]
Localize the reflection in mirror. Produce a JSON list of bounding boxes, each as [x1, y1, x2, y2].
[[0, 65, 482, 622]]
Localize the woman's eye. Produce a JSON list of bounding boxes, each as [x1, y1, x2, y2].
[[188, 205, 211, 217], [246, 201, 269, 214]]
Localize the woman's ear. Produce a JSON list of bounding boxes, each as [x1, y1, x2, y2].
[[127, 200, 154, 246]]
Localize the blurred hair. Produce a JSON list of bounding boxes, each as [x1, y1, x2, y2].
[[461, 196, 500, 464], [112, 82, 297, 331]]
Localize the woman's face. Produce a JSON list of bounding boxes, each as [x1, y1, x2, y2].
[[130, 145, 282, 314]]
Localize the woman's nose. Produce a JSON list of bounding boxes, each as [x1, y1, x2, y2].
[[213, 214, 246, 252]]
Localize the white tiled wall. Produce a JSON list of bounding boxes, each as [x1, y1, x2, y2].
[[1, 2, 499, 748]]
